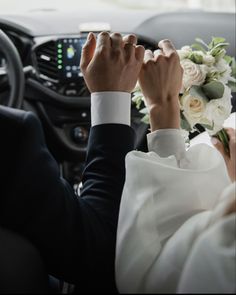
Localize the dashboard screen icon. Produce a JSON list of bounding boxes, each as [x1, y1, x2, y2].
[[57, 38, 86, 80], [67, 45, 76, 59]]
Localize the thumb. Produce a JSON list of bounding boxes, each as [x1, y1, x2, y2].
[[80, 32, 96, 70], [211, 137, 228, 162]]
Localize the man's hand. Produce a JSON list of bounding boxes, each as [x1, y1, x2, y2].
[[80, 32, 145, 93], [212, 128, 236, 182], [139, 39, 183, 131]]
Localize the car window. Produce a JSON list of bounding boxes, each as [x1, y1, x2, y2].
[[0, 0, 235, 13]]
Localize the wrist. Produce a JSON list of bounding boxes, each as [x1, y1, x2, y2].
[[149, 103, 180, 132]]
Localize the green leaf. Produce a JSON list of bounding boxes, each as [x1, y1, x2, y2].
[[213, 37, 226, 43], [224, 55, 232, 64], [210, 47, 227, 58], [202, 81, 225, 100], [181, 118, 192, 131], [206, 71, 220, 83], [180, 111, 192, 131], [213, 42, 229, 49], [141, 114, 150, 125], [209, 37, 226, 49], [189, 85, 208, 100], [213, 128, 230, 155], [195, 38, 209, 49], [228, 80, 236, 92], [189, 82, 224, 101], [132, 93, 144, 109], [200, 123, 214, 131], [191, 43, 207, 53], [188, 52, 203, 64], [140, 107, 148, 114], [230, 57, 236, 78], [209, 42, 229, 57], [137, 100, 143, 109]]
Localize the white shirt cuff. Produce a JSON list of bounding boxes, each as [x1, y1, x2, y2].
[[147, 129, 186, 160], [91, 92, 131, 127]]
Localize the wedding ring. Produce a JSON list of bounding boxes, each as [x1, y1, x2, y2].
[[124, 42, 136, 47]]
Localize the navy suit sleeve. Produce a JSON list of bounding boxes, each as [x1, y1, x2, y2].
[[0, 107, 135, 292]]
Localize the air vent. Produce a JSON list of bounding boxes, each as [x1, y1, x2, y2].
[[35, 41, 59, 81]]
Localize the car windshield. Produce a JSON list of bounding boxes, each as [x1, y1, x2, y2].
[[0, 0, 235, 13]]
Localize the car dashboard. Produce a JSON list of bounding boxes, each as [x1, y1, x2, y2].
[[0, 10, 159, 185]]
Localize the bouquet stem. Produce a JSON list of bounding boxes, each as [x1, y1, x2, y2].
[[213, 128, 230, 155]]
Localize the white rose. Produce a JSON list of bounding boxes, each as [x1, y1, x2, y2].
[[215, 59, 232, 84], [177, 46, 192, 60], [181, 59, 207, 91], [180, 94, 208, 128], [205, 86, 232, 134], [203, 53, 215, 66]]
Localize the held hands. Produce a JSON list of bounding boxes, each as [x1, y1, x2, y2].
[[81, 33, 183, 131], [80, 32, 145, 93], [139, 40, 183, 131]]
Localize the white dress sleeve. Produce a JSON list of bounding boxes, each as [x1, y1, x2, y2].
[[177, 183, 236, 294], [147, 129, 186, 162], [115, 139, 231, 293]]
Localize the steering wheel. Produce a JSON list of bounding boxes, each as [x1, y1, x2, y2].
[[0, 29, 24, 109]]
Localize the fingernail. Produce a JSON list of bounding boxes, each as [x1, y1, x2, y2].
[[88, 32, 93, 41], [211, 137, 218, 145]]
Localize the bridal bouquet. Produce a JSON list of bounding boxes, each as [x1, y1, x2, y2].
[[133, 37, 236, 151]]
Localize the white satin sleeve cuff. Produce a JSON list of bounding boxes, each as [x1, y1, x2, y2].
[[91, 92, 131, 126], [147, 129, 186, 161]]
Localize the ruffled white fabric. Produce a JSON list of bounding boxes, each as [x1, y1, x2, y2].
[[116, 143, 235, 293]]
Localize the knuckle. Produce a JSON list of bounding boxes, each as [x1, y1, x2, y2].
[[136, 45, 145, 51], [169, 52, 179, 61], [158, 39, 170, 46], [157, 54, 165, 61], [97, 45, 109, 54], [82, 42, 88, 48], [161, 39, 171, 44], [98, 31, 110, 38], [136, 45, 145, 55], [128, 33, 136, 38], [111, 32, 122, 38], [146, 59, 155, 67], [81, 43, 89, 50], [169, 51, 176, 58], [127, 34, 137, 41]]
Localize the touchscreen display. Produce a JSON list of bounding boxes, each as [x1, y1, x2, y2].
[[57, 38, 86, 80]]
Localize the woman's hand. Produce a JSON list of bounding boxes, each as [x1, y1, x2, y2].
[[212, 128, 236, 182], [138, 39, 183, 132], [225, 199, 236, 215]]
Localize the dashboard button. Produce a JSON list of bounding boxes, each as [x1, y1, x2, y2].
[[72, 126, 88, 144], [65, 89, 77, 96]]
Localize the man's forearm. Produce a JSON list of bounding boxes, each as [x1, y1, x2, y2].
[[81, 91, 134, 205]]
